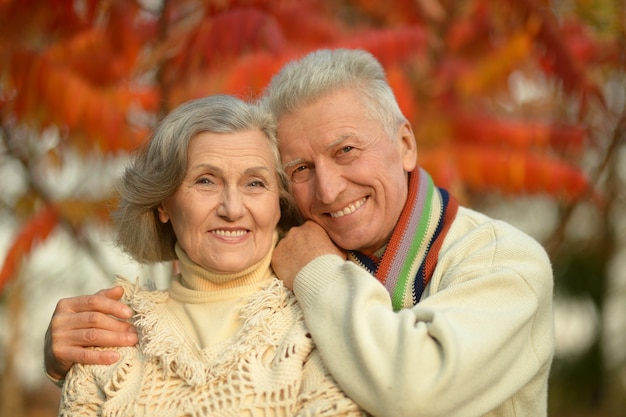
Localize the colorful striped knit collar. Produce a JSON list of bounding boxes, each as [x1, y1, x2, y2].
[[349, 167, 458, 311]]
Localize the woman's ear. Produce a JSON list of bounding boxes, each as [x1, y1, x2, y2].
[[157, 204, 170, 223]]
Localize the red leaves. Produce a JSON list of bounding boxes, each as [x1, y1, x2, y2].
[[451, 116, 588, 155], [1, 0, 156, 154], [337, 26, 429, 67], [455, 146, 591, 199], [502, 0, 607, 116], [420, 145, 593, 203], [166, 7, 286, 79], [7, 50, 150, 152], [0, 205, 59, 294], [0, 0, 618, 294]]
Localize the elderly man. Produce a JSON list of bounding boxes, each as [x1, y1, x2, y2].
[[44, 49, 554, 417]]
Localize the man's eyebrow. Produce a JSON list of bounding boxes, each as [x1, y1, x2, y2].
[[283, 158, 304, 170], [328, 133, 356, 148], [283, 133, 357, 170]]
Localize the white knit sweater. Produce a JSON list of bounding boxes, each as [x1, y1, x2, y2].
[[292, 206, 554, 417], [58, 242, 365, 417]]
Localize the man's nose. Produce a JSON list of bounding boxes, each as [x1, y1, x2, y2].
[[314, 161, 345, 205]]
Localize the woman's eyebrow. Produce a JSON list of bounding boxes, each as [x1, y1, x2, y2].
[[244, 166, 272, 175], [190, 163, 222, 174]]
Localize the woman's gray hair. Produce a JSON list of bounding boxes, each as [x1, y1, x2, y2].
[[261, 48, 406, 140], [113, 95, 300, 263]]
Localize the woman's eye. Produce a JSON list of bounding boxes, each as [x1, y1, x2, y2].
[[248, 179, 267, 188], [195, 176, 214, 185]]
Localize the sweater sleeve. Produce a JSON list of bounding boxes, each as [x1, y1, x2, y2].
[[292, 214, 554, 417]]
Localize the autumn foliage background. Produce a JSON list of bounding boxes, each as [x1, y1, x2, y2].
[[1, 0, 625, 416]]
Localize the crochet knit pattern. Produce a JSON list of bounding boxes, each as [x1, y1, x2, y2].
[[58, 278, 365, 417]]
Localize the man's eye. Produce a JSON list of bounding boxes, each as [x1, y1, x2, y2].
[[340, 146, 354, 154], [336, 146, 360, 163], [290, 165, 311, 183]]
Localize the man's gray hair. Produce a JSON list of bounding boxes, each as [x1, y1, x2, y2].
[[261, 48, 407, 140]]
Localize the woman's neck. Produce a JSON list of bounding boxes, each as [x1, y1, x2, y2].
[[173, 232, 277, 292]]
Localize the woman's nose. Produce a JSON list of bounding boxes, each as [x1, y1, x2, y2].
[[216, 187, 245, 220]]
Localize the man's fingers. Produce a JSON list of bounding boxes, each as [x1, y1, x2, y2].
[[78, 327, 138, 348], [94, 286, 125, 300], [55, 287, 133, 319], [48, 327, 137, 367], [80, 311, 135, 332], [51, 311, 137, 342], [44, 287, 138, 380], [57, 346, 122, 367]]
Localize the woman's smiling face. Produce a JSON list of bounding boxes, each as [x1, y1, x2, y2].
[[158, 130, 281, 273]]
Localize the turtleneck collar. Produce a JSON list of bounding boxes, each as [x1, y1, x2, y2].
[[171, 231, 278, 296]]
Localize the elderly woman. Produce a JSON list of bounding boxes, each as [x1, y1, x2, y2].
[[57, 95, 364, 417]]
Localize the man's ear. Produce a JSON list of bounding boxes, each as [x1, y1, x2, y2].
[[157, 204, 170, 223], [398, 122, 418, 172]]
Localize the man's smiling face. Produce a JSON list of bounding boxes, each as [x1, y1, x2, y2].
[[277, 87, 417, 256]]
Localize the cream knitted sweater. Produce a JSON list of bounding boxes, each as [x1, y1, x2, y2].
[[292, 207, 554, 417], [58, 242, 365, 417]]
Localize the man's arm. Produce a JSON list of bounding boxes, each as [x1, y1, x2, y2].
[[272, 215, 554, 417], [44, 286, 139, 382]]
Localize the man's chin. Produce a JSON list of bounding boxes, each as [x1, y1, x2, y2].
[[329, 234, 364, 253]]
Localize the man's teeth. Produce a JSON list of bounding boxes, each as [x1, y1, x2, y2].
[[330, 198, 365, 218], [212, 230, 247, 237]]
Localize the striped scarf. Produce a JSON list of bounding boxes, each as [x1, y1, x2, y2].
[[349, 167, 458, 311]]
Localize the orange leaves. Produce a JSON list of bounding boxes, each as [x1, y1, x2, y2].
[[455, 146, 590, 199], [0, 205, 59, 293], [503, 0, 607, 116], [270, 0, 341, 46], [451, 116, 587, 155], [347, 0, 424, 25], [456, 29, 534, 96], [416, 111, 593, 203], [337, 26, 429, 67], [166, 7, 286, 79], [0, 0, 619, 296], [222, 52, 294, 98], [385, 64, 419, 122], [7, 50, 151, 152], [420, 145, 593, 203], [1, 0, 156, 154]]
